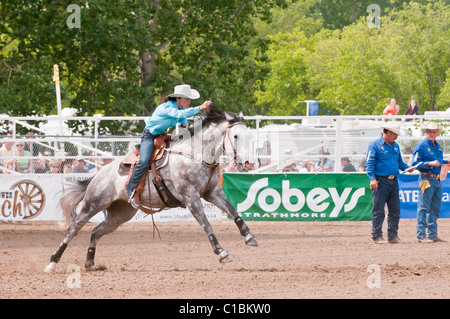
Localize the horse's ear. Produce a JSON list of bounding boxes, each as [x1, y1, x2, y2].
[[238, 111, 243, 118], [224, 112, 234, 121]]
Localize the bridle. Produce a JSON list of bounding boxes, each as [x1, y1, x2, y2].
[[222, 120, 246, 167]]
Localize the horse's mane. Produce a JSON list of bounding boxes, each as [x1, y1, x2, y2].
[[202, 103, 227, 127], [171, 104, 243, 144], [188, 103, 243, 134]]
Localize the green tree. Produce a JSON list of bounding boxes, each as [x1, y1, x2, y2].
[[307, 21, 401, 115], [0, 0, 286, 121], [438, 68, 450, 108], [381, 1, 450, 111], [255, 1, 450, 115], [254, 29, 314, 116], [311, 0, 433, 30]]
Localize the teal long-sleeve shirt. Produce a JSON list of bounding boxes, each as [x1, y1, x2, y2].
[[145, 100, 201, 135]]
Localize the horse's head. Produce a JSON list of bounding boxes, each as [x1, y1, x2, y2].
[[222, 111, 255, 171], [183, 104, 254, 170]]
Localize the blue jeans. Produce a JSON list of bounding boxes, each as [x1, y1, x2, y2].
[[371, 177, 400, 240], [126, 129, 157, 196], [417, 174, 442, 240]]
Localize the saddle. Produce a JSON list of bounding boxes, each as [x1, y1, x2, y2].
[[122, 135, 183, 213]]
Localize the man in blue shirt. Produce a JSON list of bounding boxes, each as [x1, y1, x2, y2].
[[412, 122, 447, 243], [365, 122, 410, 243], [127, 84, 211, 209]]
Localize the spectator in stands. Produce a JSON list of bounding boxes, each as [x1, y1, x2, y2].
[[72, 157, 90, 173], [16, 141, 31, 173], [358, 152, 367, 172], [383, 98, 400, 117], [243, 161, 254, 171], [257, 156, 277, 172], [92, 160, 105, 173], [316, 150, 334, 172], [404, 99, 419, 121], [0, 134, 19, 166], [4, 159, 20, 174], [402, 144, 414, 165], [25, 132, 39, 156], [32, 157, 49, 174], [86, 151, 97, 171], [299, 160, 314, 172], [341, 157, 356, 172], [47, 160, 62, 173], [63, 163, 73, 173], [225, 161, 239, 173], [282, 158, 299, 172], [41, 149, 53, 170], [102, 156, 113, 165], [64, 151, 77, 166]]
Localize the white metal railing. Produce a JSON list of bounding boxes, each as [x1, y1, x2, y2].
[[1, 113, 450, 174]]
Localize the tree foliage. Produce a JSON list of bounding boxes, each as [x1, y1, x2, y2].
[[255, 0, 450, 115], [1, 0, 449, 119], [0, 0, 286, 119]]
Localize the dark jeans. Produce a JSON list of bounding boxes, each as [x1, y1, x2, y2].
[[371, 177, 400, 240], [126, 129, 157, 196]]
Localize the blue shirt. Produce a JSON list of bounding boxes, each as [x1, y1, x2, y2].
[[365, 136, 409, 180], [412, 138, 448, 175], [145, 100, 201, 135]]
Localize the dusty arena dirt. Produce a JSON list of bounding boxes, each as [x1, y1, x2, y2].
[[0, 218, 449, 299]]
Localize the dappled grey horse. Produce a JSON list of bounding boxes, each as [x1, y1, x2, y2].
[[44, 106, 257, 272]]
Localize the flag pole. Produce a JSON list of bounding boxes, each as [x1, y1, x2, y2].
[[53, 64, 63, 136]]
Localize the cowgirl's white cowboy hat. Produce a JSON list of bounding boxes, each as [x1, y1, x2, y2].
[[169, 84, 200, 100], [381, 122, 401, 135], [421, 121, 443, 133]]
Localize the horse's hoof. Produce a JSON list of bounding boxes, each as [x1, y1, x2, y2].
[[44, 262, 56, 273], [219, 250, 233, 263], [85, 259, 95, 270], [245, 233, 258, 247]]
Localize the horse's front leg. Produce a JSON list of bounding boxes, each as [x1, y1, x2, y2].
[[203, 186, 258, 247], [185, 194, 232, 263]]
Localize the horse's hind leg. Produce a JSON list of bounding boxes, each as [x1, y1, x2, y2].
[[185, 194, 232, 263], [85, 200, 136, 270], [203, 186, 258, 247], [44, 202, 97, 273]]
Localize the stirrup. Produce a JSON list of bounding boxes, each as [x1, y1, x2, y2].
[[128, 190, 141, 209], [128, 189, 136, 203]]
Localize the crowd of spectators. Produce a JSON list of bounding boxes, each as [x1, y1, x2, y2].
[[220, 153, 362, 174], [0, 131, 112, 174]]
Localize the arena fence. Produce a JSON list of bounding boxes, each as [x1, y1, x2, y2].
[[1, 112, 450, 222], [1, 112, 450, 174]]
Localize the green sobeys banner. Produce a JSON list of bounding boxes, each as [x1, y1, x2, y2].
[[222, 173, 372, 221]]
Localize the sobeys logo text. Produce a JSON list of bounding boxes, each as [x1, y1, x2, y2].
[[237, 178, 365, 217]]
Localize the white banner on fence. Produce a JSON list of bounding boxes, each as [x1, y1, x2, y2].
[[0, 174, 222, 222]]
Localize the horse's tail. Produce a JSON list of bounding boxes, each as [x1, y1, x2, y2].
[[60, 178, 93, 225]]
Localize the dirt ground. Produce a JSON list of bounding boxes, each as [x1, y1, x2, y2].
[[0, 218, 449, 299]]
